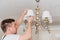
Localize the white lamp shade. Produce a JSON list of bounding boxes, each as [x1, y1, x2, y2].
[[24, 9, 35, 20], [42, 11, 52, 23]]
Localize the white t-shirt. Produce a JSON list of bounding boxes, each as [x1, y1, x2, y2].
[[1, 34, 19, 40]]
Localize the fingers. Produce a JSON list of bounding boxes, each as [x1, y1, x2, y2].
[[23, 9, 29, 15], [28, 16, 34, 23]]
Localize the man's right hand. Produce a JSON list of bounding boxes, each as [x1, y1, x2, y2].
[[28, 16, 34, 23]]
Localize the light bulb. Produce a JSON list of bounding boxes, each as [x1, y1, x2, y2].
[[42, 11, 52, 23]]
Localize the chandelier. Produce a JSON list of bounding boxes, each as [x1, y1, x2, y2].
[[23, 0, 52, 34]]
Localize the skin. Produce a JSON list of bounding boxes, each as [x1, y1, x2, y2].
[[4, 9, 34, 40]]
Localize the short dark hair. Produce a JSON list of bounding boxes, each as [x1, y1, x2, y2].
[[1, 19, 15, 32]]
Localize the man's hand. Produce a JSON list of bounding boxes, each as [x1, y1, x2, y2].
[[28, 16, 34, 24], [22, 9, 29, 15]]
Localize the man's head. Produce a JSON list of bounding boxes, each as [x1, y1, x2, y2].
[[1, 19, 17, 34]]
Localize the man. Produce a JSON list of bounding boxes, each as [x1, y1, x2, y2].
[[1, 9, 34, 40]]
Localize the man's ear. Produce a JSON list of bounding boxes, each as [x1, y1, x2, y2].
[[7, 27, 11, 31]]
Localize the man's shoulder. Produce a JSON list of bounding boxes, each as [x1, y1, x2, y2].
[[2, 34, 19, 40]]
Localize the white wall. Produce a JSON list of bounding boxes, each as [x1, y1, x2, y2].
[[32, 25, 60, 40], [0, 25, 60, 40], [39, 30, 60, 40]]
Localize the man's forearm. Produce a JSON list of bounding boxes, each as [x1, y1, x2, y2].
[[25, 22, 32, 39], [19, 22, 32, 40], [27, 22, 32, 33], [19, 16, 34, 40], [16, 13, 25, 28]]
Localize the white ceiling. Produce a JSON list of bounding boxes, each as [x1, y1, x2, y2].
[[0, 0, 60, 25]]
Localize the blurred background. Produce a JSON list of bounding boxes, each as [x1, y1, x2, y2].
[[0, 0, 60, 40]]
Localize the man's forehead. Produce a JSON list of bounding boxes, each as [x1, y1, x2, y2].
[[11, 22, 15, 24]]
